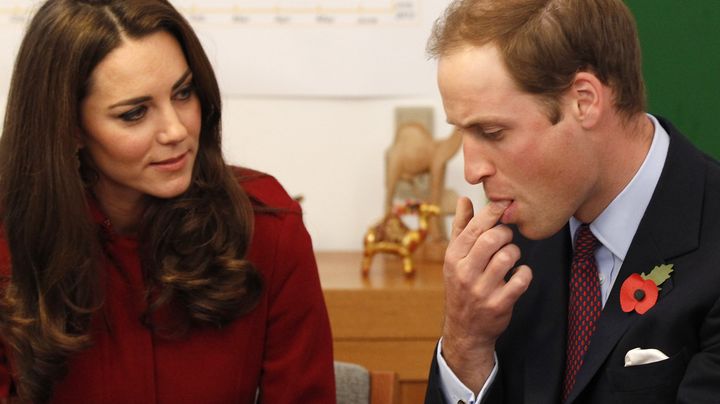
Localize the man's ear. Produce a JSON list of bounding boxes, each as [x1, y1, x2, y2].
[[569, 71, 604, 129]]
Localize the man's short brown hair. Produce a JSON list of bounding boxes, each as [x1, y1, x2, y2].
[[429, 0, 646, 123]]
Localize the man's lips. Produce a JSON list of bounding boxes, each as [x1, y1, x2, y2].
[[486, 196, 513, 204], [487, 197, 515, 223]]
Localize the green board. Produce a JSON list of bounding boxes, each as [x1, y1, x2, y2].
[[625, 0, 720, 158]]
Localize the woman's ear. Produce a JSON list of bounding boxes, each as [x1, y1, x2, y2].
[[75, 126, 85, 149], [569, 72, 605, 129]]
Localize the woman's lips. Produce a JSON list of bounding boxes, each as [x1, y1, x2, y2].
[[151, 151, 188, 171]]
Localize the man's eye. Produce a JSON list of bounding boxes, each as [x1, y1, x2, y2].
[[119, 106, 147, 122], [483, 129, 504, 140], [467, 125, 503, 140]]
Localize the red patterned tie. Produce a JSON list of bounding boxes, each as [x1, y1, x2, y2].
[[562, 224, 602, 401]]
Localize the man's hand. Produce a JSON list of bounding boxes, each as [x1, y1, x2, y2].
[[441, 197, 533, 393]]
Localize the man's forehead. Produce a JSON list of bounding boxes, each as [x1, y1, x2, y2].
[[438, 44, 514, 88]]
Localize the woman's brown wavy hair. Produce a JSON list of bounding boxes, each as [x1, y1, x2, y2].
[[0, 0, 262, 402]]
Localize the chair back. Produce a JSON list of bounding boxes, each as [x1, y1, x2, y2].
[[334, 361, 398, 404]]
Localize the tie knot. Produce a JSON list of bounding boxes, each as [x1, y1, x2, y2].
[[574, 224, 600, 256]]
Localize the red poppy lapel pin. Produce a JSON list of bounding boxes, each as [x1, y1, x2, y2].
[[620, 264, 674, 314]]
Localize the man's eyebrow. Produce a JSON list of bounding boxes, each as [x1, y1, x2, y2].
[[449, 117, 504, 128], [108, 69, 192, 109]]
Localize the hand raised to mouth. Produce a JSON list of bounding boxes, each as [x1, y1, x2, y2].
[[440, 197, 533, 393]]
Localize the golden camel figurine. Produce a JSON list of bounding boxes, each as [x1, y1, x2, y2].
[[362, 201, 441, 276]]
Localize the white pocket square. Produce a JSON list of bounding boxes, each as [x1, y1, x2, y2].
[[624, 347, 669, 367]]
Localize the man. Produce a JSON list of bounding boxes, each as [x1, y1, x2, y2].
[[424, 0, 720, 403]]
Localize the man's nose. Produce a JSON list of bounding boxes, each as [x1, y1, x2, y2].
[[463, 138, 494, 185]]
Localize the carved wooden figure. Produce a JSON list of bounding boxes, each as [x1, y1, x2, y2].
[[385, 124, 461, 241]]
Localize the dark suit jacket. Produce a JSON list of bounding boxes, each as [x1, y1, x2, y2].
[[426, 117, 720, 403]]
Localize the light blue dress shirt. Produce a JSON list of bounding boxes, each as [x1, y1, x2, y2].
[[437, 114, 670, 404]]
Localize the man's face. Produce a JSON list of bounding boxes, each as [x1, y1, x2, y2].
[[438, 44, 600, 240]]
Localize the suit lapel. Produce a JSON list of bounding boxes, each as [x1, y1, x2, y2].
[[566, 118, 705, 403], [566, 231, 665, 403]]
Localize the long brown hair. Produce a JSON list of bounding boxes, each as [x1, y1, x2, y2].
[[428, 0, 646, 123], [0, 1, 261, 402]]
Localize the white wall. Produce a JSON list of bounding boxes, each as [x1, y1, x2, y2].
[[220, 95, 485, 251]]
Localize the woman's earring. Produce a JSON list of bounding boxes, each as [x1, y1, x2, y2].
[[77, 149, 98, 187]]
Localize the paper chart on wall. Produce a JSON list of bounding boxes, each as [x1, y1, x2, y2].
[[0, 0, 450, 98]]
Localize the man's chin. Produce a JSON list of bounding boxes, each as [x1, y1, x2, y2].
[[516, 222, 565, 241]]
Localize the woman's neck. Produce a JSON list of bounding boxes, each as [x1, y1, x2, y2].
[[92, 185, 146, 235]]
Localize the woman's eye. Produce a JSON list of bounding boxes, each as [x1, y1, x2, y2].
[[119, 106, 147, 122], [174, 85, 194, 101]]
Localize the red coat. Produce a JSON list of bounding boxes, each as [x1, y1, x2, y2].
[[0, 170, 335, 403]]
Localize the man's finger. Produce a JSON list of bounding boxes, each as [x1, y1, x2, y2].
[[468, 239, 519, 290], [449, 200, 510, 258], [450, 197, 474, 241], [500, 265, 533, 305]]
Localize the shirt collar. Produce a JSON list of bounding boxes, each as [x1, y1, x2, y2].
[[570, 114, 669, 259]]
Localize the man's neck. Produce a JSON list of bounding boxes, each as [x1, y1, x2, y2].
[[575, 113, 655, 223]]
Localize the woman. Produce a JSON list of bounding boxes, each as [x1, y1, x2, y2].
[[0, 0, 335, 402]]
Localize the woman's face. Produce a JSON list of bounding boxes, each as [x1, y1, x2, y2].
[[80, 30, 201, 209]]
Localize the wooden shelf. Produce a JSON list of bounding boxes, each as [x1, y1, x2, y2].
[[318, 250, 445, 290], [317, 251, 445, 404]]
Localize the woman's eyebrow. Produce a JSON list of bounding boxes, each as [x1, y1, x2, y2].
[[107, 68, 192, 109], [172, 68, 192, 91]]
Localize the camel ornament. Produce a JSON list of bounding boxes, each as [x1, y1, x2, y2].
[[385, 123, 461, 241]]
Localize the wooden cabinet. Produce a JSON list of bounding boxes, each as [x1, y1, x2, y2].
[[317, 251, 444, 404]]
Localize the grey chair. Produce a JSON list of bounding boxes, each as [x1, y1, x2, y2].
[[334, 361, 398, 404]]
